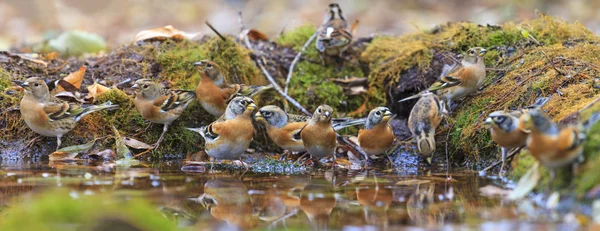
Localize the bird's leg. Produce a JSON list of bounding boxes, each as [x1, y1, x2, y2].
[[332, 154, 337, 169], [547, 169, 556, 193], [280, 150, 292, 161], [210, 157, 215, 173], [499, 147, 508, 177], [144, 122, 153, 132], [153, 124, 169, 149], [293, 152, 309, 165], [56, 136, 62, 150]]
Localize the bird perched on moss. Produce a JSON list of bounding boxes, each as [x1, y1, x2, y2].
[[485, 97, 550, 175], [131, 79, 195, 149], [407, 93, 445, 163], [14, 77, 118, 150], [300, 105, 338, 161], [316, 3, 352, 57], [255, 105, 364, 153], [193, 60, 271, 117], [358, 107, 395, 160], [399, 47, 487, 108], [520, 109, 600, 183], [187, 96, 257, 168]]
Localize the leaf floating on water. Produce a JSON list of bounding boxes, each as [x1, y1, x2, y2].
[[133, 25, 201, 43], [112, 126, 133, 160], [479, 185, 511, 197], [123, 137, 154, 150], [508, 162, 541, 200], [335, 158, 352, 165], [48, 151, 79, 161], [395, 179, 431, 186], [88, 149, 116, 162]]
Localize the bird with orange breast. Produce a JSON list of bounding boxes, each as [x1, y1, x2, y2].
[[300, 105, 338, 162], [357, 107, 396, 160], [193, 60, 271, 117]]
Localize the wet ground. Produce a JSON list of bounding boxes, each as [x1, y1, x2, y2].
[[0, 160, 585, 230]]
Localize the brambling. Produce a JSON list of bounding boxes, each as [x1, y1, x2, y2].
[[407, 93, 444, 162], [399, 47, 487, 106], [187, 96, 257, 162], [316, 3, 352, 57], [485, 97, 550, 174], [255, 105, 364, 153], [357, 107, 395, 159], [14, 77, 118, 150], [520, 110, 600, 183], [131, 79, 196, 149], [194, 60, 271, 117], [300, 105, 337, 160]]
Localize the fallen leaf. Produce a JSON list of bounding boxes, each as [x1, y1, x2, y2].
[[331, 77, 368, 86], [350, 20, 360, 36], [55, 139, 97, 154], [246, 29, 268, 41], [133, 25, 201, 43], [112, 126, 133, 160], [123, 137, 154, 150], [49, 151, 79, 161], [479, 185, 511, 197], [335, 158, 352, 165], [85, 82, 111, 101], [55, 66, 85, 93], [0, 51, 47, 66], [88, 149, 116, 162], [48, 30, 107, 56], [509, 162, 541, 200], [395, 179, 431, 186]]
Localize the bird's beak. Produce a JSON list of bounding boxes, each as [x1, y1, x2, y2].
[[254, 111, 263, 120], [324, 111, 331, 118], [131, 84, 139, 90], [479, 48, 487, 56], [383, 110, 393, 120], [247, 102, 257, 111], [484, 117, 494, 125], [13, 80, 30, 89], [193, 61, 203, 68]]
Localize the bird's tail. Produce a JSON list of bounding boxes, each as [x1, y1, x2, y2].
[[332, 117, 366, 131], [175, 90, 196, 105], [76, 101, 119, 121], [583, 112, 600, 131], [186, 124, 218, 141], [416, 132, 436, 158], [244, 84, 273, 97]]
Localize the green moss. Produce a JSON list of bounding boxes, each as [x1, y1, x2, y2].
[[0, 189, 177, 231], [277, 25, 317, 50], [448, 97, 494, 161], [576, 116, 600, 194]]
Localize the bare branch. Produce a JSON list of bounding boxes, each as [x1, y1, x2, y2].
[[205, 21, 226, 41], [284, 32, 317, 94], [257, 59, 312, 116]]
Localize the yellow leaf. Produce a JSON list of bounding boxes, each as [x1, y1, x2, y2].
[[133, 25, 201, 43]]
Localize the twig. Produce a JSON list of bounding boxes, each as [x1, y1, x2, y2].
[[539, 50, 564, 76], [479, 147, 522, 173], [237, 11, 253, 50], [205, 21, 226, 41], [284, 32, 317, 94], [257, 59, 312, 116], [336, 134, 369, 161]]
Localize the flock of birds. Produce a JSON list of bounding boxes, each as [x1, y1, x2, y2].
[[11, 4, 600, 177]]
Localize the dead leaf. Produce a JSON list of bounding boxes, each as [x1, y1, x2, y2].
[[331, 77, 368, 86], [86, 82, 111, 101], [133, 25, 201, 43], [55, 139, 97, 154], [508, 162, 541, 200], [112, 126, 133, 160], [350, 20, 360, 35], [49, 151, 79, 161], [479, 185, 511, 197], [0, 51, 48, 66], [395, 179, 431, 185], [335, 158, 352, 165], [51, 66, 86, 96], [123, 137, 154, 150], [348, 96, 368, 117], [246, 29, 268, 41], [44, 52, 59, 61], [88, 149, 116, 162]]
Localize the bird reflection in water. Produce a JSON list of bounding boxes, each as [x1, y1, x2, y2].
[[195, 178, 257, 230]]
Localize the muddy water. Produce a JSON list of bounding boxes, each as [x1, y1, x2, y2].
[[0, 161, 578, 230]]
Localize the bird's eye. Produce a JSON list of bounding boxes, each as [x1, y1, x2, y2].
[[469, 50, 475, 55], [142, 84, 149, 89], [264, 111, 271, 117], [206, 63, 213, 68], [375, 111, 382, 116], [34, 83, 39, 87], [317, 108, 322, 113]]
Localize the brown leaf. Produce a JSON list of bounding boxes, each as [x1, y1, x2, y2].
[[86, 82, 111, 101], [49, 151, 79, 161], [89, 149, 116, 162], [247, 29, 268, 41], [350, 20, 360, 35], [123, 137, 154, 150], [133, 25, 201, 43], [52, 66, 86, 95], [335, 158, 352, 165], [0, 51, 48, 66]]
